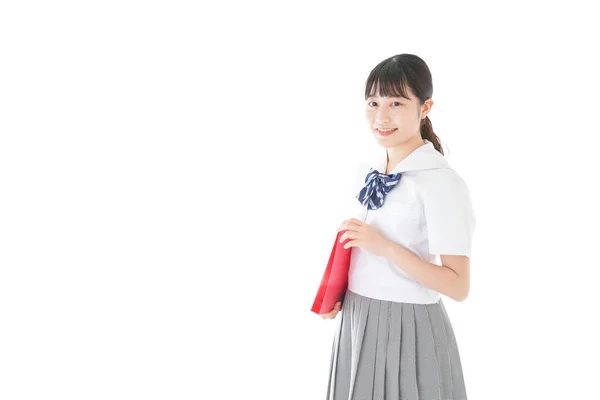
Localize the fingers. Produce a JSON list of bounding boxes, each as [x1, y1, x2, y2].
[[321, 310, 338, 319], [339, 231, 358, 243], [320, 302, 342, 319], [321, 311, 337, 319], [338, 218, 363, 232]]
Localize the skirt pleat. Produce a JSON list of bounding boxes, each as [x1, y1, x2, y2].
[[326, 289, 467, 400]]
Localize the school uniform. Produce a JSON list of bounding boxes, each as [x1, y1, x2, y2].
[[326, 139, 476, 400]]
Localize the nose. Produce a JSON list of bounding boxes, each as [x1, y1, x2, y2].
[[375, 107, 391, 124]]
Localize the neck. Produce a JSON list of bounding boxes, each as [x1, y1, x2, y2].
[[385, 136, 426, 173]]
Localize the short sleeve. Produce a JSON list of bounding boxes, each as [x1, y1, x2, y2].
[[420, 170, 476, 258]]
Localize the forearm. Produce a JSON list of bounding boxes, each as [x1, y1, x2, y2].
[[382, 240, 466, 301]]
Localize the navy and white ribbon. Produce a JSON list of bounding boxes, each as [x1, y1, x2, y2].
[[356, 168, 402, 210]]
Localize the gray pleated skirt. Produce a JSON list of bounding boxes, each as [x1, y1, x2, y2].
[[326, 289, 468, 400]]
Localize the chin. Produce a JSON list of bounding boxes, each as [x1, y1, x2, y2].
[[373, 133, 402, 146], [376, 140, 400, 150]]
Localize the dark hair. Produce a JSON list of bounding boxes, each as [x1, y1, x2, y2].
[[364, 54, 444, 155]]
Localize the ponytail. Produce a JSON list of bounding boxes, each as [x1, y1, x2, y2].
[[420, 115, 444, 156]]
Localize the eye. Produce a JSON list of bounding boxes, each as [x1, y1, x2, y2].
[[366, 101, 402, 107]]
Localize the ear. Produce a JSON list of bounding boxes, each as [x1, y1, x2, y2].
[[421, 98, 434, 119]]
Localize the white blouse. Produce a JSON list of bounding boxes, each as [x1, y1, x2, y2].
[[345, 140, 476, 304]]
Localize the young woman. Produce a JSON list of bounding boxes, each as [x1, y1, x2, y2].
[[321, 54, 476, 400]]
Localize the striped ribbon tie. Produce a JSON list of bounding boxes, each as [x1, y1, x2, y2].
[[356, 168, 402, 210]]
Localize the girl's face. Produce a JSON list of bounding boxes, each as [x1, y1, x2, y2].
[[365, 85, 432, 148]]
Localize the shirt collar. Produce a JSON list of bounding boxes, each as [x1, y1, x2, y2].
[[369, 139, 451, 174]]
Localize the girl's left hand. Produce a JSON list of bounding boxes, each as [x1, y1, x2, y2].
[[337, 218, 392, 257]]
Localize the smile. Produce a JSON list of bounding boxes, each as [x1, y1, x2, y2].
[[376, 128, 397, 136]]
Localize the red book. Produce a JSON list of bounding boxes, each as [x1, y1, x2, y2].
[[311, 230, 352, 315]]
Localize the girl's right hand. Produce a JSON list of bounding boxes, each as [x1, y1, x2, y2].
[[320, 301, 342, 319]]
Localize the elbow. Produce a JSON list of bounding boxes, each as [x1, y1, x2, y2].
[[453, 285, 470, 302], [455, 276, 470, 302], [455, 291, 469, 302]]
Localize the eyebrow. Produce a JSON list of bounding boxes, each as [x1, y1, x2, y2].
[[367, 95, 408, 100]]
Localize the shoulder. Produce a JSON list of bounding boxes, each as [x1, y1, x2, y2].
[[418, 167, 469, 193]]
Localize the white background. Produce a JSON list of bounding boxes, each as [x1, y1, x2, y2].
[[1, 1, 599, 399]]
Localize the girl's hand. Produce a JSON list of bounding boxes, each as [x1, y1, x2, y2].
[[320, 301, 341, 319], [337, 218, 392, 257]]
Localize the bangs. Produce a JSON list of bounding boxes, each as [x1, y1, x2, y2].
[[364, 61, 411, 100]]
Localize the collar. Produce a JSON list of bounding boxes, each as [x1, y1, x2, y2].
[[369, 139, 451, 174]]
